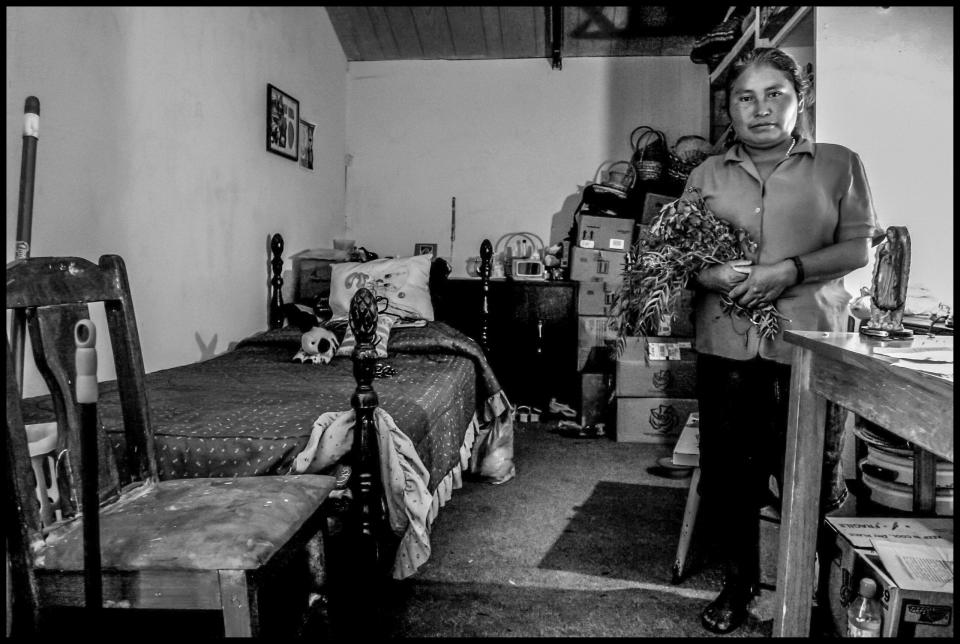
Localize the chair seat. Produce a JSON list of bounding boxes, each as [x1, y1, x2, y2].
[[36, 475, 335, 572]]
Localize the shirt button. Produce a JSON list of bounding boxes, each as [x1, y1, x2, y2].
[[754, 207, 761, 213]]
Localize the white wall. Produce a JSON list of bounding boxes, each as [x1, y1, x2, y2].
[[344, 56, 707, 275], [6, 7, 348, 397], [816, 6, 953, 307]]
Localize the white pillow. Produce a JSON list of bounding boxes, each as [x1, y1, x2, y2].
[[329, 255, 435, 321]]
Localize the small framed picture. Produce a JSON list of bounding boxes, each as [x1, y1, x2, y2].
[[414, 243, 438, 257], [266, 84, 299, 160], [298, 118, 315, 171]]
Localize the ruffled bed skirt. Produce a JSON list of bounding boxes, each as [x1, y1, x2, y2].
[[395, 389, 514, 579]]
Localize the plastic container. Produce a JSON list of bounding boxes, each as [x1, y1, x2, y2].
[[859, 460, 954, 516], [847, 577, 882, 637], [864, 443, 953, 488]]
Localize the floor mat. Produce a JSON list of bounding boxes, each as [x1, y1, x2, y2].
[[538, 480, 722, 589]]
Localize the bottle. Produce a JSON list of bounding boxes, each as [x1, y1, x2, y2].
[[847, 577, 882, 637]]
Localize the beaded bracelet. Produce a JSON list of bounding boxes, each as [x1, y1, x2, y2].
[[789, 256, 805, 285]]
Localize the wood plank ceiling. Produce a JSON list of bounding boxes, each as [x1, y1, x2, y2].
[[327, 6, 730, 62]]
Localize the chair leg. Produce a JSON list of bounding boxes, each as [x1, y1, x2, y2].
[[218, 570, 259, 637], [672, 466, 701, 584]]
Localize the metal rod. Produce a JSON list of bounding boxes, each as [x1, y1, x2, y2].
[[449, 197, 456, 260], [11, 96, 40, 393], [75, 320, 102, 615], [550, 6, 563, 70]]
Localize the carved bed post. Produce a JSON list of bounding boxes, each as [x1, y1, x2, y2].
[[347, 288, 388, 581], [269, 234, 284, 330], [478, 239, 493, 356]]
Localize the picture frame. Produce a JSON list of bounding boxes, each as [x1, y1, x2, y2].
[[266, 84, 299, 160], [298, 118, 315, 171], [414, 243, 438, 257]]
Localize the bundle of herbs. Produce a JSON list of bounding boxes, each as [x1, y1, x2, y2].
[[613, 187, 787, 347]]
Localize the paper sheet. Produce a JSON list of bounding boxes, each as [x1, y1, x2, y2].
[[874, 346, 953, 363], [871, 538, 954, 593], [891, 359, 954, 381]]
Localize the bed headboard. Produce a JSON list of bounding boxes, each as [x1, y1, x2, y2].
[[268, 233, 493, 353]]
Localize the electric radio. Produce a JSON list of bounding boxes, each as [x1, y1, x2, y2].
[[509, 258, 546, 280]]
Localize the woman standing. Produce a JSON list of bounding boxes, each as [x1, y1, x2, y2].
[[685, 47, 884, 634]]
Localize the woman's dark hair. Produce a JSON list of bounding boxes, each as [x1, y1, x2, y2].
[[726, 47, 811, 140]]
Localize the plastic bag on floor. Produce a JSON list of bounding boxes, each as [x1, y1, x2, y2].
[[469, 392, 516, 484]]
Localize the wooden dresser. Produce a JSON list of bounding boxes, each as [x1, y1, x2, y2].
[[434, 278, 578, 408]]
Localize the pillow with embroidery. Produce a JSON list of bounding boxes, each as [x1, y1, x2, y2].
[[329, 254, 434, 322], [336, 314, 397, 358]]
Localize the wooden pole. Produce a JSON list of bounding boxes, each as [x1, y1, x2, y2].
[[10, 96, 40, 392]]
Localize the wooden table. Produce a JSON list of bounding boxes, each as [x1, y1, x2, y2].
[[773, 331, 954, 637]]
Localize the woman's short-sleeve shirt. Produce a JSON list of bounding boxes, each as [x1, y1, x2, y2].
[[684, 138, 884, 364]]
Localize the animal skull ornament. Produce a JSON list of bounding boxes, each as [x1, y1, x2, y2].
[[293, 326, 340, 364]]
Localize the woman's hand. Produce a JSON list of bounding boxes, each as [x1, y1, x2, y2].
[[695, 259, 752, 294], [728, 261, 795, 308]]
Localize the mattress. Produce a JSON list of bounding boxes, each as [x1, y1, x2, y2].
[[21, 322, 501, 494]]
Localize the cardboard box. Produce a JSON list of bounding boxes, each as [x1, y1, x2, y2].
[[577, 345, 615, 372], [569, 246, 628, 284], [672, 413, 700, 466], [575, 213, 635, 251], [615, 337, 696, 398], [577, 280, 619, 316], [656, 288, 696, 337], [641, 192, 678, 224], [615, 397, 698, 443], [824, 517, 954, 638], [577, 315, 618, 351], [580, 371, 614, 428]]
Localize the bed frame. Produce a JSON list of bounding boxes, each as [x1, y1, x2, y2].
[[266, 233, 493, 584]]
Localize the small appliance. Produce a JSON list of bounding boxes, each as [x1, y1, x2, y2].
[[495, 232, 547, 281]]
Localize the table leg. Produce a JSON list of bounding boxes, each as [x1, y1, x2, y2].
[[913, 447, 938, 514], [773, 346, 826, 637]]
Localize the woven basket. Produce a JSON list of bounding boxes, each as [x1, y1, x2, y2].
[[630, 126, 668, 183], [666, 135, 711, 183], [591, 160, 636, 196], [635, 160, 665, 183]]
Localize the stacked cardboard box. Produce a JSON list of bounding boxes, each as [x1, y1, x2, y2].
[[614, 336, 698, 442], [610, 190, 700, 442], [824, 516, 953, 638], [571, 212, 634, 428]]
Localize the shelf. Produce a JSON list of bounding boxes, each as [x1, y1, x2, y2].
[[758, 6, 813, 48], [708, 11, 758, 85]]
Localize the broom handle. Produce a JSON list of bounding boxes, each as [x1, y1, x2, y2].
[[11, 96, 40, 393]]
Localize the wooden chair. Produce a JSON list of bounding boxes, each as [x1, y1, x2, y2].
[[5, 254, 335, 637]]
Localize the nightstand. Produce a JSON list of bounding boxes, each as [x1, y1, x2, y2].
[[434, 278, 578, 408]]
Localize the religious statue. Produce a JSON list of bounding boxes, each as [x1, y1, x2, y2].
[[861, 226, 913, 339]]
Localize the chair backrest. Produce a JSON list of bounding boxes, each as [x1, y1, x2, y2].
[[6, 255, 158, 534]]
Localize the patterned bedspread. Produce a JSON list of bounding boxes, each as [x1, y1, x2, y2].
[[21, 322, 501, 494]]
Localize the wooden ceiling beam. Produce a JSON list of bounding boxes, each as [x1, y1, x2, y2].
[[327, 6, 702, 62]]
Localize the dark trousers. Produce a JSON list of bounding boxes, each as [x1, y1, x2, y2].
[[695, 353, 849, 587]]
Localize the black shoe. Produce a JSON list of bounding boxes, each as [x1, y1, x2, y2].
[[700, 582, 754, 634]]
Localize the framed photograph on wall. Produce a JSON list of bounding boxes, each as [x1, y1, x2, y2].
[[266, 84, 299, 160], [298, 119, 315, 171], [414, 243, 438, 257]]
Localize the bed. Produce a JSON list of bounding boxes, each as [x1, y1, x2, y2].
[[15, 234, 510, 587]]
